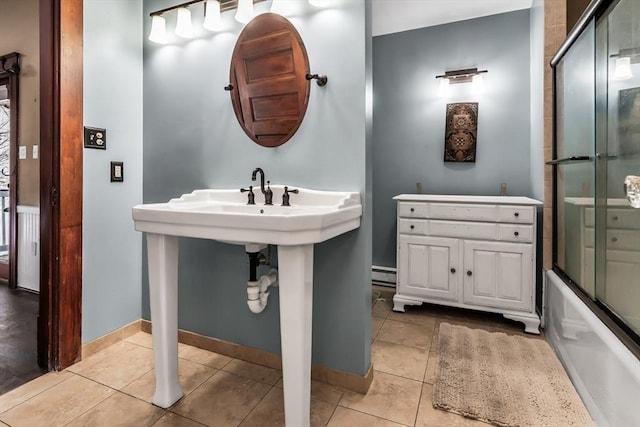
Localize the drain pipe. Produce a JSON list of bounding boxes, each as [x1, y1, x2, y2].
[[247, 268, 278, 313]]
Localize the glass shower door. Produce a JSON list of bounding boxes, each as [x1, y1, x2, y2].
[[554, 20, 596, 298], [595, 0, 640, 336]]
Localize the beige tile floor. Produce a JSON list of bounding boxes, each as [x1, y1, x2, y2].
[[0, 286, 542, 427]]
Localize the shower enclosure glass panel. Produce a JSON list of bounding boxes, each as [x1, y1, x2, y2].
[[554, 21, 596, 297], [595, 0, 640, 336]]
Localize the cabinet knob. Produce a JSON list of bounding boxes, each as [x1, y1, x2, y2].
[[450, 268, 456, 273], [467, 271, 472, 276], [612, 216, 619, 221], [410, 208, 415, 213], [514, 231, 519, 236], [410, 225, 415, 230], [611, 236, 618, 243], [514, 212, 520, 217]]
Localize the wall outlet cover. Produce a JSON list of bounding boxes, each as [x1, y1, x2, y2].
[[110, 161, 123, 182], [84, 126, 107, 149], [18, 146, 27, 159]]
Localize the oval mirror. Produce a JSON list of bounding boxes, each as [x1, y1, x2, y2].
[[229, 13, 310, 147]]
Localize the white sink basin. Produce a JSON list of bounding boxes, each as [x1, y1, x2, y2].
[[132, 185, 362, 245]]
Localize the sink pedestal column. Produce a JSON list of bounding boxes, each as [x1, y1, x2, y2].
[[145, 236, 315, 427], [146, 233, 183, 408], [278, 244, 314, 427]]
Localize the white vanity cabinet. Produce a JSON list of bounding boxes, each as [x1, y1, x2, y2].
[[393, 195, 543, 333]]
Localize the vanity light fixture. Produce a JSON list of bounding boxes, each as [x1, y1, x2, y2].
[[435, 67, 488, 85], [148, 0, 330, 43], [203, 0, 223, 31], [175, 7, 195, 38]]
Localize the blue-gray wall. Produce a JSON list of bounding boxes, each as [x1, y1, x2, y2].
[[142, 0, 372, 376], [83, 0, 144, 342], [372, 10, 533, 268]]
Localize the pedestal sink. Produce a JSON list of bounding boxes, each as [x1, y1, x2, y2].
[[132, 185, 362, 427]]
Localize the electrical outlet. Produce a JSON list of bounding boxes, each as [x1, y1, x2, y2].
[[84, 126, 107, 149], [110, 161, 123, 182], [18, 146, 26, 159]]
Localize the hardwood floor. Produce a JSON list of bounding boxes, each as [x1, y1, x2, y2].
[[0, 284, 45, 394]]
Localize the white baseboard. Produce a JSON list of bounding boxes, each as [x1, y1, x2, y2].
[[372, 265, 396, 287]]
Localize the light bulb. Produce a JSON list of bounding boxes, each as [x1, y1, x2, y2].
[[438, 78, 450, 97], [613, 56, 633, 81], [235, 0, 254, 23], [148, 15, 168, 44], [203, 0, 223, 31], [472, 74, 484, 94], [175, 7, 194, 38]]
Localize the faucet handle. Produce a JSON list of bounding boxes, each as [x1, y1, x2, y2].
[[282, 186, 299, 206], [240, 186, 255, 205], [264, 181, 274, 205]]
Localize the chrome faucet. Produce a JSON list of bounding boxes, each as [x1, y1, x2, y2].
[[251, 167, 273, 205]]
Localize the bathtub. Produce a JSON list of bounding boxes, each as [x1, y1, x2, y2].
[[545, 270, 640, 427]]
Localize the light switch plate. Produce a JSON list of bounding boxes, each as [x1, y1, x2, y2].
[[18, 146, 27, 159], [110, 161, 123, 182], [32, 145, 39, 159], [84, 126, 107, 149]]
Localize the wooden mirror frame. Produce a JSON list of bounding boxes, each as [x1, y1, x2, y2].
[[228, 13, 311, 147]]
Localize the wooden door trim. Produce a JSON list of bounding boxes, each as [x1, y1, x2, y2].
[[0, 52, 19, 289], [38, 0, 83, 371]]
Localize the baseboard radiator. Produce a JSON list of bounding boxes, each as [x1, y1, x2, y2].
[[372, 265, 396, 287], [17, 205, 40, 292]]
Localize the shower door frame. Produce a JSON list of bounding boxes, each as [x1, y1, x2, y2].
[[550, 0, 640, 359]]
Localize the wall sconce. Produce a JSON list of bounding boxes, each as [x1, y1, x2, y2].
[[435, 68, 488, 85], [435, 68, 487, 96]]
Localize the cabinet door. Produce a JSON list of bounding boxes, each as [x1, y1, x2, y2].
[[398, 235, 461, 302], [463, 241, 533, 311]]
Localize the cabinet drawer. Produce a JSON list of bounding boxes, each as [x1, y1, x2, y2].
[[429, 203, 497, 221], [584, 229, 640, 250], [497, 224, 534, 243], [583, 207, 639, 229], [606, 230, 640, 251], [497, 205, 534, 223], [398, 219, 428, 235], [398, 202, 428, 218], [429, 220, 497, 239]]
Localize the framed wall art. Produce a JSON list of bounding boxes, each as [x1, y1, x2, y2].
[[444, 102, 478, 162]]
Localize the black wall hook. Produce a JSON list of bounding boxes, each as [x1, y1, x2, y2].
[[305, 73, 328, 87]]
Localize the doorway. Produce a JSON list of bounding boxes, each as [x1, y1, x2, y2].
[[0, 57, 17, 288]]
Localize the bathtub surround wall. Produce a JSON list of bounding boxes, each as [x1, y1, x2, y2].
[[372, 10, 533, 268], [142, 0, 372, 376], [83, 0, 144, 342]]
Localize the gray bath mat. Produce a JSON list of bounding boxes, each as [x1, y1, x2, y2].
[[433, 322, 594, 427]]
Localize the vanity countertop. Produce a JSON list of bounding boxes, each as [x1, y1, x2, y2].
[[393, 194, 543, 206]]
